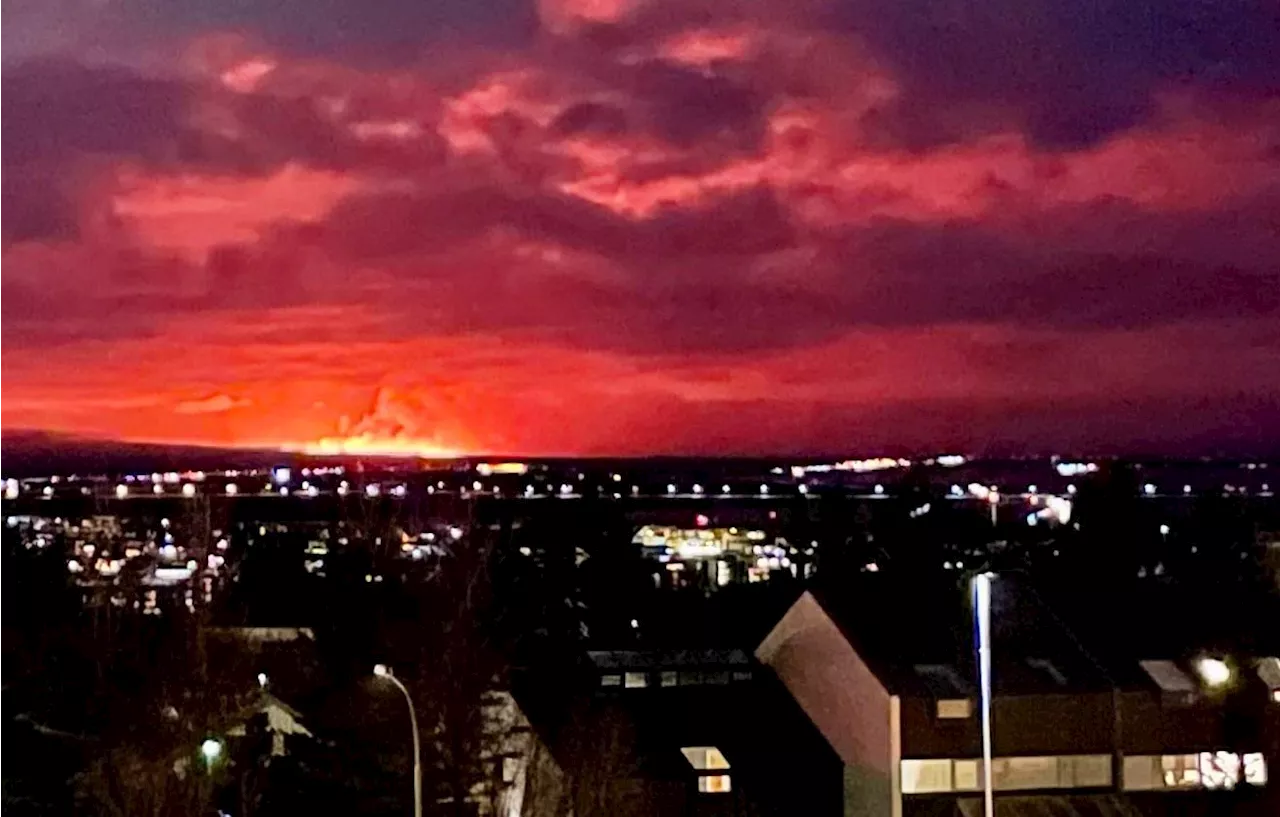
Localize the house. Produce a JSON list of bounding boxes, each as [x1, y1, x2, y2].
[[756, 573, 1278, 816]]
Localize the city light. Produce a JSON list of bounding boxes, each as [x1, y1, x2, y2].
[[115, 484, 128, 499]]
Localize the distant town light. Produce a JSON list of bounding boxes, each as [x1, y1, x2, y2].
[[152, 484, 163, 495], [1159, 524, 1171, 536], [273, 467, 291, 485], [257, 672, 268, 688], [365, 484, 380, 497], [667, 483, 677, 495], [225, 483, 238, 496], [449, 526, 464, 541], [1143, 483, 1157, 496], [798, 484, 808, 495], [873, 484, 884, 495], [721, 484, 731, 494], [692, 484, 704, 494], [759, 484, 769, 495], [43, 486, 54, 498], [116, 484, 129, 499], [4, 479, 20, 499], [182, 483, 196, 498]]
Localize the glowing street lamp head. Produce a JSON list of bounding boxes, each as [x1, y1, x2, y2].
[[373, 663, 391, 678], [200, 738, 223, 763], [1196, 657, 1232, 688]]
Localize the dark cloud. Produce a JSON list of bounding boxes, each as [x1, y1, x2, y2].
[[1, 167, 80, 243], [827, 0, 1280, 148], [624, 60, 767, 147], [317, 181, 795, 263], [1, 60, 184, 166], [98, 0, 540, 62]]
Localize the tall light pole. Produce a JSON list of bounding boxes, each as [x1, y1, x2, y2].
[[375, 664, 422, 817], [972, 573, 995, 817]]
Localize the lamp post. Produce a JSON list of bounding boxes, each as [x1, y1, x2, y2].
[[374, 664, 422, 817], [972, 573, 995, 817]]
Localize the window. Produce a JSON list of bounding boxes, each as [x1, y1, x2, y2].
[[1199, 751, 1241, 790], [600, 674, 621, 688], [936, 699, 972, 719], [1123, 752, 1268, 790], [660, 671, 678, 687], [682, 746, 730, 770], [902, 759, 953, 793], [679, 671, 703, 686], [698, 775, 732, 793], [704, 671, 730, 685], [624, 672, 648, 689], [904, 756, 1112, 795], [996, 756, 1059, 791], [1244, 752, 1268, 785], [732, 670, 752, 682]]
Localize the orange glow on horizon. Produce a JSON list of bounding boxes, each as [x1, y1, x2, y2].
[[285, 433, 465, 459]]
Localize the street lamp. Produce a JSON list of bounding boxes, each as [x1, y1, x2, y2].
[[200, 738, 224, 768], [972, 573, 995, 817], [374, 664, 422, 817]]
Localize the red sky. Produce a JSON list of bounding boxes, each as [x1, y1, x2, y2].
[[3, 0, 1279, 455]]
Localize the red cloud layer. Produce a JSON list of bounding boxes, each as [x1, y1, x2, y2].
[[3, 8, 1279, 454]]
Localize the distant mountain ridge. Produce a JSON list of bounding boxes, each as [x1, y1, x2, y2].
[[0, 430, 290, 477]]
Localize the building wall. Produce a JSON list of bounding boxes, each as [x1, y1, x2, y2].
[[757, 592, 899, 817], [900, 692, 1115, 758]]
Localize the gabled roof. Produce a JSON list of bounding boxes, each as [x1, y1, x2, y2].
[[803, 573, 1114, 696]]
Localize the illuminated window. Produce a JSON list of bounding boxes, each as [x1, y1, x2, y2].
[[732, 670, 752, 682], [698, 775, 732, 793], [1243, 753, 1268, 785], [906, 756, 1112, 795], [660, 671, 679, 687], [901, 760, 953, 793], [681, 747, 730, 771], [1125, 752, 1267, 790], [600, 674, 621, 687], [624, 672, 648, 689], [1199, 751, 1240, 789], [936, 699, 972, 719]]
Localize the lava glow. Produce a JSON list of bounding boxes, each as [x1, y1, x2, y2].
[[287, 434, 463, 460]]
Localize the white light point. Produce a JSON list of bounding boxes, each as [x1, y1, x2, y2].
[[1196, 657, 1232, 688]]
